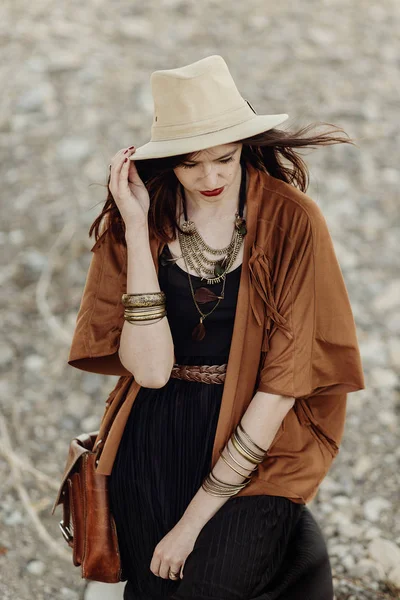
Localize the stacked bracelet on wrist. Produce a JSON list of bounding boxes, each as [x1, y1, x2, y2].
[[122, 292, 167, 324], [201, 421, 269, 498]]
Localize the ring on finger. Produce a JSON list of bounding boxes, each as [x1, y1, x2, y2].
[[168, 570, 180, 580]]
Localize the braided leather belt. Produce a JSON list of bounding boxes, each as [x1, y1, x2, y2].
[[170, 363, 227, 384]]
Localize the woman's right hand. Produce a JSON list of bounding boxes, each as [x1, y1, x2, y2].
[[108, 146, 150, 229]]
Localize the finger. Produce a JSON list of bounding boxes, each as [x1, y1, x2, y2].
[[126, 149, 139, 184], [117, 147, 136, 176], [109, 148, 130, 189], [113, 148, 136, 195], [159, 561, 172, 580], [149, 555, 161, 577], [109, 147, 134, 176], [121, 150, 140, 189], [169, 563, 182, 580], [110, 147, 128, 170]]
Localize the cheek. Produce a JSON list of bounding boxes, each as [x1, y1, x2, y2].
[[177, 170, 198, 187], [176, 172, 191, 187], [226, 164, 240, 179]]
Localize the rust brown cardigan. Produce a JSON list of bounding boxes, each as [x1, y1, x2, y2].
[[67, 162, 365, 504]]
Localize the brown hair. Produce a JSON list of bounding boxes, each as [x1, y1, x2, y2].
[[89, 122, 357, 246]]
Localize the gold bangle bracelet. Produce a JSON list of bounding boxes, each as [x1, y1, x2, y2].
[[124, 316, 166, 326], [124, 303, 165, 310], [208, 470, 248, 489], [124, 312, 166, 322], [124, 309, 166, 318], [205, 472, 247, 491], [203, 477, 251, 494], [218, 450, 253, 479], [202, 481, 246, 494], [122, 292, 165, 307], [202, 477, 248, 495], [234, 428, 266, 461], [238, 421, 269, 454], [124, 304, 165, 312], [123, 302, 166, 310], [225, 442, 258, 472], [230, 434, 262, 465], [232, 430, 265, 462], [201, 484, 242, 497]]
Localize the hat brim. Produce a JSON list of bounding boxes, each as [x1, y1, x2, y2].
[[129, 114, 289, 161]]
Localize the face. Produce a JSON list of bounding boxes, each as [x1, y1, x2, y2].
[[173, 143, 243, 200]]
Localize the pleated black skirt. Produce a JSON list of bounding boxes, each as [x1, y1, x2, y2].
[[108, 354, 334, 600]]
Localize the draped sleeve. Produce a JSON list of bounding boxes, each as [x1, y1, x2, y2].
[[255, 196, 365, 400], [67, 227, 132, 377]]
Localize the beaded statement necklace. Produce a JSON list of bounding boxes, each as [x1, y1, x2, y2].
[[161, 160, 248, 342]]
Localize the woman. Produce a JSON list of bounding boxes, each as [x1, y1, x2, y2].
[[72, 55, 364, 599]]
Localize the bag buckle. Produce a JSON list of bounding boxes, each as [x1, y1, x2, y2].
[[59, 520, 73, 543]]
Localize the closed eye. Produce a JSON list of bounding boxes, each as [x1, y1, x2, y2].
[[181, 156, 234, 169]]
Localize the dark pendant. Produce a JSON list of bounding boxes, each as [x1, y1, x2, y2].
[[238, 221, 247, 236], [235, 216, 247, 236], [194, 287, 220, 303], [192, 319, 206, 341], [214, 261, 225, 277]]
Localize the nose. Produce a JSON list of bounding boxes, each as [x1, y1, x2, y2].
[[199, 164, 221, 190]]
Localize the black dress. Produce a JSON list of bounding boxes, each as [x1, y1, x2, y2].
[[108, 247, 334, 600]]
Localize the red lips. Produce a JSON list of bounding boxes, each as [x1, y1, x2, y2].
[[199, 186, 224, 196]]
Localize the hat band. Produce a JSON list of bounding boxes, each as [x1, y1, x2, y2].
[[150, 102, 254, 141]]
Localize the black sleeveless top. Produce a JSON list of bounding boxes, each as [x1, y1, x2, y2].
[[158, 244, 242, 361]]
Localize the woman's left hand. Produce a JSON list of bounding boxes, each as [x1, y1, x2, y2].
[[149, 518, 203, 580]]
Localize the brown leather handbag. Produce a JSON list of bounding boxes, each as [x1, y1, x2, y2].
[[51, 430, 125, 583]]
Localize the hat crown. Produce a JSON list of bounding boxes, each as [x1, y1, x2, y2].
[[130, 54, 288, 160], [150, 55, 248, 138]]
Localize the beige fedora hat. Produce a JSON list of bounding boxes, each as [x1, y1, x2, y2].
[[130, 55, 288, 161]]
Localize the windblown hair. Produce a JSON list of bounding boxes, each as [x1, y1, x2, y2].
[[89, 122, 356, 246]]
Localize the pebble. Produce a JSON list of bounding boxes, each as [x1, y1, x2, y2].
[[353, 455, 373, 480], [369, 367, 398, 388], [81, 414, 101, 431], [16, 82, 55, 113], [372, 280, 400, 313], [24, 354, 46, 372], [388, 564, 400, 589], [350, 558, 386, 581], [363, 497, 392, 522], [388, 337, 400, 368], [59, 587, 80, 600], [368, 538, 400, 574], [84, 581, 125, 600], [3, 510, 24, 526], [0, 345, 15, 368], [65, 391, 92, 419], [26, 559, 46, 575], [56, 137, 92, 163]]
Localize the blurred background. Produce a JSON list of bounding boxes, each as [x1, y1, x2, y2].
[[0, 1, 399, 599]]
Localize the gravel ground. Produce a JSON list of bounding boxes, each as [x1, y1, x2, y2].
[[0, 1, 399, 599]]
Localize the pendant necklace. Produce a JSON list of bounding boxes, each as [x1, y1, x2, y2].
[[176, 160, 248, 341]]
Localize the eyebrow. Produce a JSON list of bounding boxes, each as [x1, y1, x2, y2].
[[183, 149, 237, 164]]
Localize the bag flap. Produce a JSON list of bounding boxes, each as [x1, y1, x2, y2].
[[51, 431, 99, 515]]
